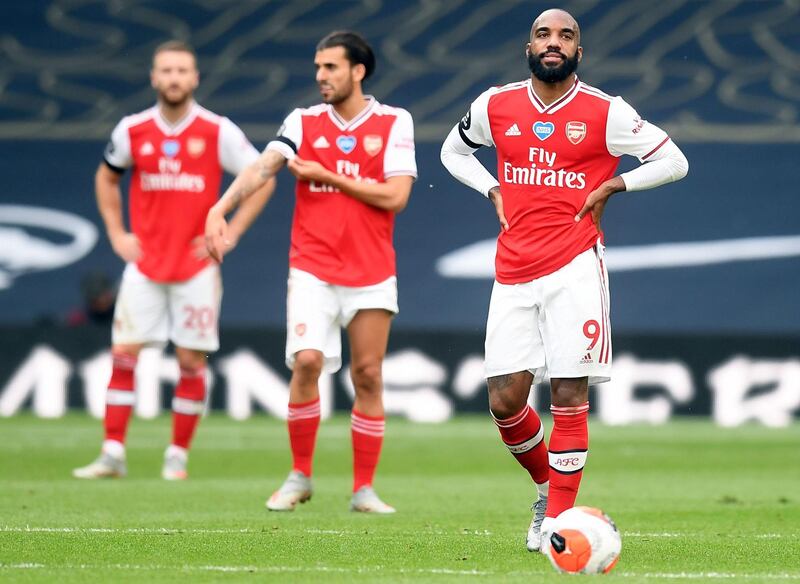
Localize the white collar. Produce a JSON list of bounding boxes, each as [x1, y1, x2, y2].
[[526, 77, 581, 114], [153, 100, 198, 135], [327, 96, 377, 131]]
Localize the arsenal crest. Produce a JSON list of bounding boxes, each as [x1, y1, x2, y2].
[[566, 121, 587, 145], [363, 135, 383, 156], [187, 137, 206, 157]]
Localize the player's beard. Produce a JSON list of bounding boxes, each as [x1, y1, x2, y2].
[[158, 86, 192, 108], [320, 78, 354, 105], [528, 50, 579, 83]]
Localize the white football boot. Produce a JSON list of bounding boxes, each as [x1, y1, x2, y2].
[[162, 445, 189, 481], [350, 486, 396, 514], [266, 471, 313, 511], [73, 452, 127, 479], [526, 495, 548, 551], [539, 516, 556, 555]]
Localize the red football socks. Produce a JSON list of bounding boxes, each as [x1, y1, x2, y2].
[[171, 366, 207, 450], [103, 352, 137, 445], [492, 404, 549, 485], [351, 410, 385, 492], [547, 402, 590, 518], [287, 398, 321, 477]]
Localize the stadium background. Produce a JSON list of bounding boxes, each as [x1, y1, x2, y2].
[[1, 0, 798, 424]]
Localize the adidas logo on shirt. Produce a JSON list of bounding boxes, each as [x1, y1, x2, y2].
[[505, 123, 521, 136], [580, 353, 593, 365], [312, 136, 330, 149]]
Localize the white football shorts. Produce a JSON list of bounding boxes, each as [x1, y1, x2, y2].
[[112, 263, 222, 352], [286, 267, 399, 373], [484, 241, 612, 384]]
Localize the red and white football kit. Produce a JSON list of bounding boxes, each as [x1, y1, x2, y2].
[[104, 101, 259, 351], [91, 102, 260, 467], [262, 97, 416, 503], [447, 77, 681, 381], [266, 96, 417, 373], [441, 76, 687, 526]]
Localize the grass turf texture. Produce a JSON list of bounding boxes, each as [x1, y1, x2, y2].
[[1, 414, 798, 583]]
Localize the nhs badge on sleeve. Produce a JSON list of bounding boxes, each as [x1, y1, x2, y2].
[[532, 121, 555, 141], [336, 135, 357, 154], [161, 140, 181, 157]]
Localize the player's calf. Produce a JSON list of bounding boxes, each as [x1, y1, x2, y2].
[[547, 402, 589, 518]]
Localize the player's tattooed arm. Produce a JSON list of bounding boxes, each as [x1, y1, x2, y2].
[[287, 157, 413, 212], [225, 175, 276, 252], [221, 150, 285, 211], [205, 149, 286, 263]]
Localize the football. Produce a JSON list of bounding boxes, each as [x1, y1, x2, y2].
[[544, 506, 622, 574]]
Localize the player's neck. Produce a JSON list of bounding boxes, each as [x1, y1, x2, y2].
[[158, 99, 194, 126], [331, 89, 369, 123], [530, 74, 577, 106]]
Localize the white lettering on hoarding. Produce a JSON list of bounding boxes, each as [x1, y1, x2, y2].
[[597, 354, 693, 425], [708, 356, 800, 427], [0, 346, 70, 418], [218, 349, 332, 421], [340, 349, 453, 423], [1, 344, 799, 427]]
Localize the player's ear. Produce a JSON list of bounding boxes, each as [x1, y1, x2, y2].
[[352, 62, 366, 83], [150, 69, 158, 90], [577, 46, 583, 62], [525, 42, 532, 58]]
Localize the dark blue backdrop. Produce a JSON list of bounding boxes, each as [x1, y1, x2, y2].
[[1, 140, 798, 334], [2, 0, 799, 335]]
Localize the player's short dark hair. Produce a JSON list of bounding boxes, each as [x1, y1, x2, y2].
[[152, 40, 196, 64], [316, 31, 376, 80]]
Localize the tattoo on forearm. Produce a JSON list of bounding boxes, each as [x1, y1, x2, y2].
[[257, 161, 271, 180]]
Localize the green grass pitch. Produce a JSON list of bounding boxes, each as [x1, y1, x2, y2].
[[1, 414, 798, 582]]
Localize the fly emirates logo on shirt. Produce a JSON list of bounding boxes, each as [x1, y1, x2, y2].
[[309, 160, 378, 193], [503, 147, 586, 189], [140, 157, 206, 192]]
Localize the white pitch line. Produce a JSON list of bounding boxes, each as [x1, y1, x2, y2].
[[305, 528, 492, 536], [625, 532, 798, 539], [0, 562, 493, 576], [2, 563, 800, 580], [1, 526, 259, 534], [1, 525, 495, 536], [4, 526, 795, 539], [618, 573, 800, 580]]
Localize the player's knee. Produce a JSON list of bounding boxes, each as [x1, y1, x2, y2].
[[175, 348, 207, 371], [550, 378, 588, 407], [112, 344, 143, 359], [487, 388, 526, 419], [488, 399, 518, 420], [293, 350, 324, 380], [350, 361, 382, 394]]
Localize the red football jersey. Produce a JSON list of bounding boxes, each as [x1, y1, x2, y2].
[[104, 102, 259, 282], [268, 97, 417, 287], [459, 78, 671, 284]]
